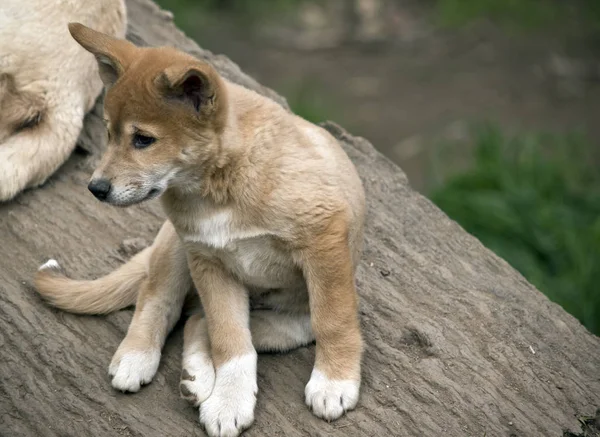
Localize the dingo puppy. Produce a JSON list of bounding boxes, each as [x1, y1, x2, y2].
[[35, 24, 365, 437], [0, 0, 126, 201]]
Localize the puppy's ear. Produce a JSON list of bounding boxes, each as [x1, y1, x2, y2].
[[68, 23, 135, 87], [157, 63, 226, 121]]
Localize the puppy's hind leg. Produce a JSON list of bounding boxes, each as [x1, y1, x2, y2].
[[250, 310, 314, 353], [180, 310, 313, 406], [109, 221, 192, 392], [179, 314, 215, 406], [249, 286, 314, 353]]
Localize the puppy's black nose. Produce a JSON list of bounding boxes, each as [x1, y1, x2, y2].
[[88, 178, 112, 201]]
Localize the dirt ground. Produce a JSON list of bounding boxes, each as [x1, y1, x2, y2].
[[182, 2, 600, 192]]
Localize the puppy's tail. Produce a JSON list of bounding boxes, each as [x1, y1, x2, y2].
[[34, 247, 152, 315]]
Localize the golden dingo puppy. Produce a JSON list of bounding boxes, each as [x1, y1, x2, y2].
[[35, 23, 365, 437], [0, 0, 126, 201]]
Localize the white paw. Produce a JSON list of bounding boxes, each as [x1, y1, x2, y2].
[[305, 369, 360, 421], [180, 351, 216, 406], [199, 353, 258, 437], [109, 349, 161, 392]]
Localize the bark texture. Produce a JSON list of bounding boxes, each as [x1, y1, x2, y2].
[[1, 1, 599, 436]]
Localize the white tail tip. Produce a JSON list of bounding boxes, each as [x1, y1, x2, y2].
[[39, 259, 60, 271]]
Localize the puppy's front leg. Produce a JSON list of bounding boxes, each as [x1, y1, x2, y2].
[[110, 222, 191, 392], [298, 218, 363, 421], [187, 253, 257, 437]]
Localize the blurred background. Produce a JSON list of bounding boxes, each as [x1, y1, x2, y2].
[[154, 0, 600, 335]]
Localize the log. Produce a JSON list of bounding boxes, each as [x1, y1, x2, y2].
[[1, 1, 598, 436]]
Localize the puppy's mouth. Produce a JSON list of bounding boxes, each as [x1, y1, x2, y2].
[[105, 185, 166, 207], [101, 169, 177, 207], [133, 185, 165, 204]]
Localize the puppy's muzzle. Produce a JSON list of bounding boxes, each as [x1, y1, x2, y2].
[[88, 178, 112, 201]]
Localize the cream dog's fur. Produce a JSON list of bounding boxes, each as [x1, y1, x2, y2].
[[35, 24, 366, 437], [0, 0, 126, 201]]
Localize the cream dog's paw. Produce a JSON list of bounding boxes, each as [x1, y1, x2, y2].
[[199, 353, 257, 437], [305, 369, 360, 421]]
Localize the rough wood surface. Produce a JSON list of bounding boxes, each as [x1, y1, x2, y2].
[[1, 1, 599, 436]]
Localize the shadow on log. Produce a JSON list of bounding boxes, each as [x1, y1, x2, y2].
[[0, 0, 598, 436]]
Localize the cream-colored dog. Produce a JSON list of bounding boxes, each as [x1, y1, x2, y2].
[[35, 24, 365, 437], [0, 0, 126, 201]]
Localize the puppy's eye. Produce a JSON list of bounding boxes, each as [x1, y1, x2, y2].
[[133, 134, 156, 149]]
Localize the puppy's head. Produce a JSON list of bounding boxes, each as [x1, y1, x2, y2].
[[69, 23, 228, 206], [0, 73, 45, 143]]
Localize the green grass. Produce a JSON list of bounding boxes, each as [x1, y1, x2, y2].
[[158, 0, 600, 34], [433, 0, 600, 32], [156, 0, 303, 13], [435, 0, 559, 29], [430, 125, 600, 335], [161, 0, 303, 11]]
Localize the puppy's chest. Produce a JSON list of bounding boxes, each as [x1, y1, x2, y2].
[[174, 209, 300, 289]]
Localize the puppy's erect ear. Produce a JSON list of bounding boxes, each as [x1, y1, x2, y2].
[[157, 63, 226, 121], [68, 23, 135, 87]]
